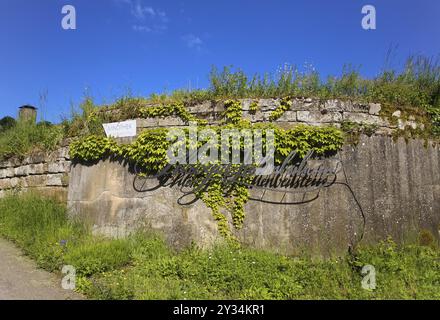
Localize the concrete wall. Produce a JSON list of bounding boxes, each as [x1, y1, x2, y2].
[[67, 135, 440, 256]]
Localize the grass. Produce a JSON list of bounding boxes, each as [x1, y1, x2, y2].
[[207, 56, 440, 106], [62, 55, 440, 138], [1, 55, 438, 160], [0, 192, 439, 300], [0, 120, 63, 161]]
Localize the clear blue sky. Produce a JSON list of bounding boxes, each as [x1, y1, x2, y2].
[[1, 0, 439, 122]]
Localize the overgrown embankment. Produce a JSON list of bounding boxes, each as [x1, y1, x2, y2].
[[0, 55, 439, 164], [0, 192, 439, 300], [61, 55, 440, 140]]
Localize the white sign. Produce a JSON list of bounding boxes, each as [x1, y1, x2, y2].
[[103, 120, 137, 138]]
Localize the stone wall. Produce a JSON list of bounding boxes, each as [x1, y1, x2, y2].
[[67, 135, 440, 256], [0, 144, 71, 201], [135, 98, 424, 135], [1, 98, 437, 256]]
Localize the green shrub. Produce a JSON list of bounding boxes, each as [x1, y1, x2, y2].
[[0, 116, 16, 133]]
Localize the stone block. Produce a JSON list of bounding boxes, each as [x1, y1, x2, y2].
[[297, 111, 342, 123], [277, 111, 297, 122], [55, 147, 70, 160], [258, 99, 280, 111], [347, 102, 370, 113], [25, 175, 47, 187], [239, 99, 254, 111], [392, 110, 402, 118], [0, 161, 9, 169], [375, 127, 394, 136], [157, 117, 186, 127], [0, 169, 8, 179], [9, 177, 20, 188], [322, 99, 342, 111], [48, 162, 70, 174], [291, 98, 320, 111], [368, 103, 382, 115], [136, 118, 159, 129], [242, 111, 265, 122], [343, 112, 390, 126], [187, 101, 213, 113], [5, 168, 14, 178], [46, 174, 64, 187], [0, 178, 11, 190], [398, 119, 418, 130], [28, 163, 47, 175], [28, 152, 46, 164], [14, 165, 30, 177]]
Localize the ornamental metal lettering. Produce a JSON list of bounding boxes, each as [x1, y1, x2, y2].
[[133, 150, 342, 206], [133, 148, 366, 246]]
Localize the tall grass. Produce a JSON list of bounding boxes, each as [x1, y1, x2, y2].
[[2, 57, 438, 160], [0, 192, 131, 272], [35, 54, 436, 143], [0, 120, 63, 161], [2, 55, 439, 156], [65, 55, 439, 136], [0, 192, 82, 269], [207, 56, 440, 107], [0, 193, 439, 300]]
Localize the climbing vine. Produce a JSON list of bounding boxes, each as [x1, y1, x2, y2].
[[70, 99, 344, 244], [249, 101, 259, 114], [139, 102, 207, 125], [223, 100, 243, 124], [84, 101, 207, 135], [427, 106, 440, 135], [269, 97, 293, 121]]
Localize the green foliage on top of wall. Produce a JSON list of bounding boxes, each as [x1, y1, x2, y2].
[[205, 57, 440, 135], [60, 55, 440, 140], [1, 55, 437, 163], [139, 102, 207, 125]]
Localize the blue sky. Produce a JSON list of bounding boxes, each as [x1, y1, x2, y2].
[[0, 0, 439, 122]]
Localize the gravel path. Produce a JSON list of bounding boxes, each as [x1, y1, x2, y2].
[[0, 238, 83, 300]]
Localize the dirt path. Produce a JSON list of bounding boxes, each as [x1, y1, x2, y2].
[[0, 238, 83, 300]]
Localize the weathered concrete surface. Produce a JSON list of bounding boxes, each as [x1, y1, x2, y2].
[[0, 238, 83, 300], [67, 136, 440, 256], [241, 136, 440, 256], [68, 159, 219, 249]]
